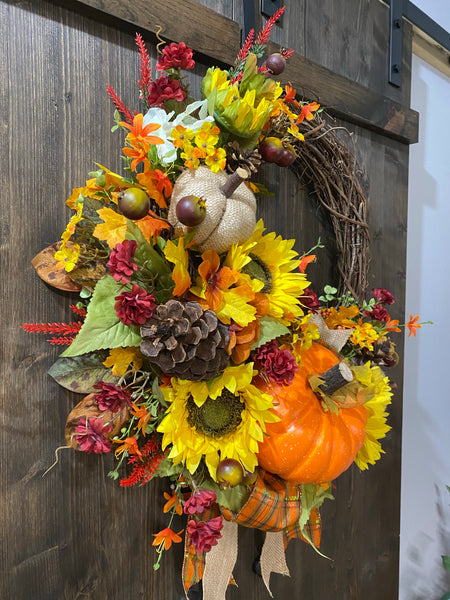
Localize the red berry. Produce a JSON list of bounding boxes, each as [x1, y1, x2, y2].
[[276, 148, 296, 167], [259, 137, 284, 163], [264, 53, 286, 76], [118, 188, 150, 220], [216, 458, 244, 487], [175, 195, 206, 227]]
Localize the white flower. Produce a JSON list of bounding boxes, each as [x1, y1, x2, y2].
[[143, 100, 213, 165]]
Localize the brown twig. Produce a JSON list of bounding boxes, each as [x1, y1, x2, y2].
[[293, 116, 370, 301]]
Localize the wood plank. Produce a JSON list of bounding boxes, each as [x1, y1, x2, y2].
[[70, 0, 418, 144], [69, 0, 241, 64], [411, 25, 450, 77], [266, 40, 419, 144]]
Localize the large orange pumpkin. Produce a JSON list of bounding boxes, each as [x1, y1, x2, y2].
[[256, 342, 367, 484]]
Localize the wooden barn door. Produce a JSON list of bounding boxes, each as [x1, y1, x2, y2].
[[0, 0, 417, 598]]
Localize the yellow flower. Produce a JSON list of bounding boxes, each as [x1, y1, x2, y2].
[[190, 249, 256, 327], [164, 237, 191, 296], [202, 55, 282, 148], [180, 143, 201, 170], [353, 364, 393, 470], [54, 241, 80, 272], [157, 363, 279, 477], [170, 125, 194, 148], [205, 147, 227, 173], [226, 220, 310, 325], [350, 319, 383, 351]]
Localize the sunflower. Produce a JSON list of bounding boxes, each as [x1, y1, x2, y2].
[[157, 363, 279, 478], [353, 364, 393, 470], [225, 220, 310, 325]]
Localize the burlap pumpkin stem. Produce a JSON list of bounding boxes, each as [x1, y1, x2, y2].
[[140, 299, 230, 381]]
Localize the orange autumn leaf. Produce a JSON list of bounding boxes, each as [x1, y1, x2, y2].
[[152, 527, 184, 550], [137, 167, 172, 209], [323, 305, 359, 329], [135, 211, 171, 241]]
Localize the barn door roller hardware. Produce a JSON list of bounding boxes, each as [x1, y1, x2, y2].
[[388, 0, 450, 87]]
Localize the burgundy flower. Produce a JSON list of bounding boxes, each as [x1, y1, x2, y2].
[[115, 284, 156, 325], [107, 239, 138, 284], [364, 304, 390, 322], [148, 76, 186, 107], [300, 287, 320, 312], [93, 381, 132, 413], [156, 42, 195, 71], [254, 340, 299, 386], [184, 490, 217, 516], [74, 417, 112, 454], [187, 516, 223, 554], [371, 288, 395, 305]]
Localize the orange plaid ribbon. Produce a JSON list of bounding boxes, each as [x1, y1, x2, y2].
[[182, 472, 322, 596]]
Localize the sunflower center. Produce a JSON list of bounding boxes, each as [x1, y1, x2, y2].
[[241, 253, 272, 293], [186, 390, 244, 438]]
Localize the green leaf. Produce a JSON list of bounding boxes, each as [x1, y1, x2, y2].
[[443, 555, 450, 571], [61, 275, 141, 357], [152, 378, 167, 407], [250, 316, 290, 350], [299, 483, 334, 557], [200, 480, 249, 513], [153, 457, 183, 478], [48, 351, 119, 393], [249, 182, 274, 197]]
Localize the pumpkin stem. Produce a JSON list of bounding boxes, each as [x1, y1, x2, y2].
[[220, 167, 249, 198], [316, 362, 353, 395]]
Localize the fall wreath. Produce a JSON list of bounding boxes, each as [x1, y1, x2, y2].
[[22, 8, 424, 599]]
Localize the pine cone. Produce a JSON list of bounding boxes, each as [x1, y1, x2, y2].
[[140, 299, 230, 381], [225, 141, 262, 177]]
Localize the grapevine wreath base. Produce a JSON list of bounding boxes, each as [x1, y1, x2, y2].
[[22, 9, 424, 599]]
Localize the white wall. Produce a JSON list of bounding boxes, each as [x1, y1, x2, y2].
[[400, 11, 450, 599]]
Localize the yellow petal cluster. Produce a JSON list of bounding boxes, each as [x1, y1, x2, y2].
[[157, 363, 279, 478]]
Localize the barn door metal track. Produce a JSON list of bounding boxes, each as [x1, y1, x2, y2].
[[388, 0, 450, 87]]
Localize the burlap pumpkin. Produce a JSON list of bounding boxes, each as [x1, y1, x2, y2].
[[168, 166, 257, 254]]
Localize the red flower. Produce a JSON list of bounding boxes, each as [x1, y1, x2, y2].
[[156, 42, 195, 71], [148, 76, 186, 107], [184, 490, 217, 516], [93, 381, 132, 412], [74, 417, 112, 454], [300, 287, 320, 312], [107, 239, 138, 284], [187, 516, 223, 554], [254, 340, 299, 386], [371, 288, 395, 305], [115, 284, 156, 325], [364, 304, 390, 322]]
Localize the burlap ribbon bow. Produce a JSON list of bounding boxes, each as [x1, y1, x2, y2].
[[182, 473, 322, 599]]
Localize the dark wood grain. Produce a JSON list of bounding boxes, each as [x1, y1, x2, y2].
[[267, 39, 419, 144], [69, 0, 241, 64], [1, 0, 410, 598], [66, 0, 419, 144]]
